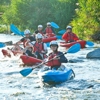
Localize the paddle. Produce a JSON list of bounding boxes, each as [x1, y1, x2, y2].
[[20, 43, 81, 77], [86, 41, 94, 46], [58, 30, 66, 34], [0, 41, 13, 48], [10, 24, 24, 36], [51, 22, 59, 29]]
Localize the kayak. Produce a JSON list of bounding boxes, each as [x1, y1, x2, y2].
[[20, 55, 42, 65], [42, 36, 57, 43], [38, 66, 75, 84], [60, 40, 86, 48]]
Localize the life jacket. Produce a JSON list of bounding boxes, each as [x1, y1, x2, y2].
[[33, 42, 44, 53], [62, 32, 79, 42], [45, 27, 55, 37], [47, 52, 61, 67], [67, 33, 75, 42]]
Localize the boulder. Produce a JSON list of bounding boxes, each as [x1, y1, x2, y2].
[[86, 48, 100, 59]]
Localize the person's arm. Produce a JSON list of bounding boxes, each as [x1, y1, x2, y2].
[[62, 32, 68, 42], [73, 33, 79, 41], [43, 28, 46, 34], [41, 43, 48, 54], [58, 52, 68, 63], [51, 27, 55, 34], [16, 38, 24, 45]]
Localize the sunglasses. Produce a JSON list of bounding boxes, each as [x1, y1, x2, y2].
[[51, 45, 57, 47]]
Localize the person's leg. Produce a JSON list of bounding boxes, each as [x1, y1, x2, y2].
[[35, 51, 43, 60], [26, 50, 36, 57]]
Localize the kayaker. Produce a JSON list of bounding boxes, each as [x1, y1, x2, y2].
[[46, 40, 68, 70], [34, 25, 44, 37], [29, 33, 47, 60], [62, 26, 79, 43], [15, 29, 36, 48], [44, 22, 55, 37]]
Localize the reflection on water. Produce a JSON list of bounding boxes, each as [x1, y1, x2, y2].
[[0, 34, 100, 100]]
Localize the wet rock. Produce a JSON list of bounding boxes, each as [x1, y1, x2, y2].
[[86, 48, 100, 59], [68, 59, 84, 63]]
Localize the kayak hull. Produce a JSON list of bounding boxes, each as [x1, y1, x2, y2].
[[20, 55, 42, 65], [38, 67, 73, 84], [60, 40, 86, 48], [43, 36, 57, 43]]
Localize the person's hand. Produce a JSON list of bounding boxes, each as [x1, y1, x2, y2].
[[26, 39, 30, 42], [53, 56, 60, 60], [41, 50, 45, 54]]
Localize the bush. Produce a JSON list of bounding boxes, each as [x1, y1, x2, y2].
[[0, 25, 7, 33]]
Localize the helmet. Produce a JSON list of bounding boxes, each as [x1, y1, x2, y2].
[[50, 40, 58, 46], [36, 33, 43, 39], [24, 29, 30, 35], [47, 22, 51, 25], [66, 26, 72, 29], [38, 25, 43, 28]]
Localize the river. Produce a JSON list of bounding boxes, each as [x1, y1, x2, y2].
[[0, 34, 100, 100]]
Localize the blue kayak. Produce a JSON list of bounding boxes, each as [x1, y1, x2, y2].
[[38, 66, 75, 84]]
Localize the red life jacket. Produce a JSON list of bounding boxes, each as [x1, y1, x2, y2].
[[33, 42, 44, 53], [62, 32, 79, 42], [47, 52, 61, 67], [67, 33, 74, 42], [45, 27, 55, 37]]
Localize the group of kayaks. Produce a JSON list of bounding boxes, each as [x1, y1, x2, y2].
[[0, 24, 94, 85]]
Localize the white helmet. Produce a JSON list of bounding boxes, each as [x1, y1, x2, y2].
[[50, 40, 58, 46], [66, 26, 72, 29], [36, 33, 43, 39], [24, 29, 30, 35], [47, 22, 51, 25], [38, 25, 43, 28]]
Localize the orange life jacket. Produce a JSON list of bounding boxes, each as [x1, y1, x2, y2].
[[47, 52, 61, 67], [33, 42, 44, 53]]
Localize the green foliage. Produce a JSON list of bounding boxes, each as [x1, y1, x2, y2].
[[2, 0, 77, 31], [0, 25, 7, 33], [71, 0, 100, 40]]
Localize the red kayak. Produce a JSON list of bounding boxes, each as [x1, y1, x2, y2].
[[20, 55, 42, 65], [60, 40, 86, 48], [43, 36, 57, 43]]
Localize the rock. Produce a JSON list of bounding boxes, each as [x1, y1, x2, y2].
[[86, 48, 100, 59]]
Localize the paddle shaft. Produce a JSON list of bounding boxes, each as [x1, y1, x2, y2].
[[31, 52, 67, 70]]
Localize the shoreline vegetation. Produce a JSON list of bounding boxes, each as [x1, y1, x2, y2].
[[0, 0, 100, 41]]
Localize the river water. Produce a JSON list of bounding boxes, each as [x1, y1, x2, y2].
[[0, 34, 100, 100]]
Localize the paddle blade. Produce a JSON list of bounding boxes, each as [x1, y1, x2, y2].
[[58, 30, 66, 34], [0, 43, 5, 48], [51, 22, 59, 28], [56, 35, 62, 39], [67, 43, 81, 53], [86, 41, 94, 46], [20, 68, 33, 77], [46, 42, 50, 47], [10, 24, 24, 36]]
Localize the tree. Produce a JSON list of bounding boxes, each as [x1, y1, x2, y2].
[[71, 0, 100, 40], [2, 0, 77, 32]]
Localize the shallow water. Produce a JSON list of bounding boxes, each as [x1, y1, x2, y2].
[[0, 34, 100, 100]]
